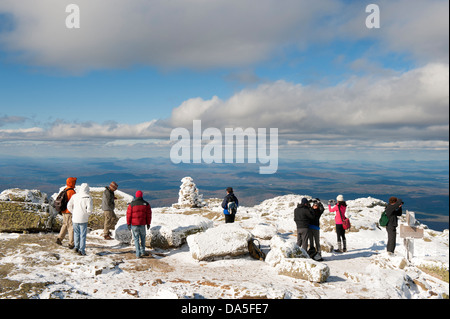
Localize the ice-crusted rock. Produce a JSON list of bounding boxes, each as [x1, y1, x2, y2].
[[275, 257, 330, 283], [114, 214, 213, 249], [0, 188, 57, 232], [0, 188, 48, 204], [187, 223, 252, 261], [266, 235, 330, 283], [265, 235, 309, 267], [251, 223, 277, 240]]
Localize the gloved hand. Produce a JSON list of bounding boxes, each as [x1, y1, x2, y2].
[[127, 224, 131, 231], [147, 225, 150, 230]]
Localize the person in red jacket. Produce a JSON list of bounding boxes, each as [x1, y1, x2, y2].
[[127, 190, 152, 258]]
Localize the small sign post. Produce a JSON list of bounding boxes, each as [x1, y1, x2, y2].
[[400, 211, 424, 261]]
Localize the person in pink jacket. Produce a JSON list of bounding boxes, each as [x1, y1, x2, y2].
[[328, 194, 347, 253]]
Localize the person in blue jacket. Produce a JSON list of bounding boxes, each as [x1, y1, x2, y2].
[[222, 187, 239, 223]]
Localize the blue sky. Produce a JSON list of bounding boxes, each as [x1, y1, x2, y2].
[[0, 0, 448, 163]]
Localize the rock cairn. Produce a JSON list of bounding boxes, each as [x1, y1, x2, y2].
[[172, 177, 205, 209]]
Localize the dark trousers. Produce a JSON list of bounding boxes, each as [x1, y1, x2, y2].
[[225, 213, 235, 223], [336, 224, 346, 243], [386, 226, 397, 253], [309, 228, 321, 253], [297, 228, 310, 252]]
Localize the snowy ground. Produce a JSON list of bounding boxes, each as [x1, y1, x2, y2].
[[0, 194, 448, 300]]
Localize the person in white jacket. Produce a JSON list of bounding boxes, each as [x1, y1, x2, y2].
[[67, 183, 93, 256]]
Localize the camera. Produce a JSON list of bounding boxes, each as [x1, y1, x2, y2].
[[328, 199, 336, 205]]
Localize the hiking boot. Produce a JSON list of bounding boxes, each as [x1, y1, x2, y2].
[[56, 238, 62, 245], [68, 244, 75, 249], [313, 252, 323, 261], [104, 234, 113, 240]]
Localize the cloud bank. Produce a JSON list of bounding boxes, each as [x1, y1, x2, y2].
[[1, 63, 448, 155], [0, 0, 448, 72]]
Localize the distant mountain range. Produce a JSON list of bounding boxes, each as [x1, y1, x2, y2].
[[1, 155, 448, 231]]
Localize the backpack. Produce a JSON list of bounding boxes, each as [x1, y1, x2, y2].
[[248, 238, 266, 261], [227, 195, 237, 214], [228, 201, 237, 214], [379, 210, 389, 227], [52, 188, 74, 214]]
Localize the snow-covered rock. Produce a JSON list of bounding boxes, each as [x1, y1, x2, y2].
[[275, 257, 330, 283], [265, 235, 330, 283], [148, 213, 213, 248], [0, 188, 55, 232], [114, 213, 213, 249], [0, 188, 48, 204], [187, 223, 253, 261], [172, 177, 205, 208], [251, 223, 277, 240], [265, 235, 309, 267]]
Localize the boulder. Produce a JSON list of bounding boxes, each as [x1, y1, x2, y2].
[[265, 235, 330, 283], [251, 223, 277, 240], [0, 188, 48, 204], [0, 188, 60, 233], [187, 223, 253, 261], [114, 213, 213, 249], [265, 235, 309, 267], [275, 258, 330, 283], [0, 201, 61, 233]]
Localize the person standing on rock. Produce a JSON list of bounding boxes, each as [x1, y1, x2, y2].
[[222, 187, 239, 223], [328, 194, 348, 253], [56, 177, 77, 249], [102, 181, 118, 240], [127, 190, 152, 258], [294, 198, 315, 252], [67, 183, 93, 256], [385, 196, 403, 255]]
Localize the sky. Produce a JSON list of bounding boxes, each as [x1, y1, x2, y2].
[[0, 0, 448, 164]]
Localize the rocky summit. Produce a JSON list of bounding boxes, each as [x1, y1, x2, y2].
[[0, 181, 448, 299]]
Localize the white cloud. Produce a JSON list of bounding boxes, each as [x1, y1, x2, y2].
[[0, 0, 337, 72], [2, 0, 447, 73], [169, 63, 449, 142], [0, 64, 447, 159]]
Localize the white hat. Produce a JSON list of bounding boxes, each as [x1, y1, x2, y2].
[[336, 194, 344, 202]]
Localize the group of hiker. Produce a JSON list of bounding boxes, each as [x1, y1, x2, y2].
[[53, 177, 150, 257], [52, 177, 403, 259], [294, 195, 348, 261], [294, 194, 404, 261]]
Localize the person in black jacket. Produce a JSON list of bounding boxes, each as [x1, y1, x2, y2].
[[308, 198, 325, 260], [221, 187, 239, 223], [385, 196, 403, 254], [294, 198, 315, 252]]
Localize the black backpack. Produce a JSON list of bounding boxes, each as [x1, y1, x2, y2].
[[248, 238, 266, 261], [52, 188, 74, 214]]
